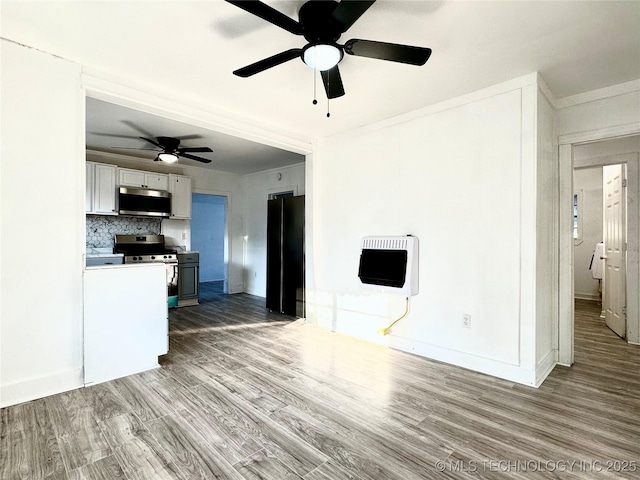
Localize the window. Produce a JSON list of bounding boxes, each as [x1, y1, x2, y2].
[[573, 190, 583, 244]]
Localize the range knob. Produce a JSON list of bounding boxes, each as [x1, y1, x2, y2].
[[151, 256, 156, 260], [163, 255, 167, 259]]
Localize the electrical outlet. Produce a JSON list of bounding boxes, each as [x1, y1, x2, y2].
[[182, 232, 186, 240], [462, 314, 471, 328]]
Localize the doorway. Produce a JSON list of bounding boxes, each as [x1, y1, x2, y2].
[[573, 160, 628, 340], [191, 193, 228, 298], [560, 133, 640, 365]]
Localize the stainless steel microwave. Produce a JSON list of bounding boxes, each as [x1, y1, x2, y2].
[[118, 186, 171, 218]]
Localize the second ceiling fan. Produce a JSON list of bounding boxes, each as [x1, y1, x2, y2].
[[226, 0, 432, 100]]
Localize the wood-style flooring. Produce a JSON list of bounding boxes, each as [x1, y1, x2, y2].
[[1, 297, 639, 479]]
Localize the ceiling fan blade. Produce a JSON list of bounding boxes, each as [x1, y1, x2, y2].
[[110, 147, 159, 151], [121, 120, 154, 137], [175, 134, 203, 141], [225, 0, 303, 35], [233, 48, 302, 77], [179, 152, 212, 164], [178, 147, 213, 153], [320, 66, 345, 99], [344, 39, 432, 65], [90, 132, 143, 140], [331, 1, 376, 32], [140, 136, 164, 149]]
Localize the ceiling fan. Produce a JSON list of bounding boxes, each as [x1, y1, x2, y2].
[[225, 0, 432, 100], [119, 136, 213, 164]]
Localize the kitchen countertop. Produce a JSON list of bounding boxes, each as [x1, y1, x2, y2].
[[86, 247, 123, 258], [85, 262, 161, 271]]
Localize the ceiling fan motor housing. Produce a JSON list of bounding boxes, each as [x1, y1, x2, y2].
[[299, 1, 344, 43], [156, 136, 181, 153]]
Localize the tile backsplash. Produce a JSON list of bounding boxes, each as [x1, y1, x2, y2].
[[86, 215, 161, 248]]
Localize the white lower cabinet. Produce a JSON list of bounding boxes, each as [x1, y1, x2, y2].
[[84, 264, 168, 385]]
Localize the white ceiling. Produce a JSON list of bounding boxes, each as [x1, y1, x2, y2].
[[3, 1, 639, 172], [85, 98, 305, 174]]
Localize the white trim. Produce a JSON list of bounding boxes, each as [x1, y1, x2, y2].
[[0, 368, 83, 408], [325, 72, 540, 143], [81, 72, 313, 156], [574, 293, 601, 301], [191, 191, 231, 295], [389, 337, 537, 386], [536, 73, 558, 109], [243, 162, 306, 178], [559, 123, 640, 146], [556, 80, 640, 110], [535, 350, 558, 387], [558, 144, 575, 365]]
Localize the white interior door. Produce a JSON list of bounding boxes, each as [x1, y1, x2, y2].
[[603, 164, 626, 338]]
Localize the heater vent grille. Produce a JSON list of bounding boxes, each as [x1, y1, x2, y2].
[[362, 237, 409, 250]]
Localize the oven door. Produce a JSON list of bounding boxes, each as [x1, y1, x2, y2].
[[166, 262, 179, 308]]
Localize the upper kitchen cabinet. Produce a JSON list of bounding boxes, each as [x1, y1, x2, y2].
[[169, 174, 192, 219], [86, 162, 117, 215], [119, 168, 168, 191]]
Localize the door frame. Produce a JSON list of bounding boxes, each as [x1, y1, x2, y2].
[[558, 124, 640, 365], [192, 189, 231, 294]]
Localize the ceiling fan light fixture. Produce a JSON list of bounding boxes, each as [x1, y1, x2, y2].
[[303, 43, 342, 71], [158, 152, 178, 163]]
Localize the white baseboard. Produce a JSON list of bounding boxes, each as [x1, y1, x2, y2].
[[535, 349, 558, 387], [574, 293, 600, 301], [0, 368, 83, 408], [388, 336, 537, 387]]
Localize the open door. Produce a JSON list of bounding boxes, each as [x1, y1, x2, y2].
[[602, 164, 626, 338]]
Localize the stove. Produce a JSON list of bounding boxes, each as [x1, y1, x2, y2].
[[114, 234, 177, 264]]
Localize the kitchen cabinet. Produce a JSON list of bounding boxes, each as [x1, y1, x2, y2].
[[119, 168, 169, 190], [178, 252, 199, 307], [86, 162, 117, 215], [169, 174, 192, 219], [86, 162, 94, 212], [84, 263, 168, 385]]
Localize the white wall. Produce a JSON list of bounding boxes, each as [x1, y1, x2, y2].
[[307, 74, 548, 385], [1, 40, 85, 407], [243, 164, 306, 297], [573, 167, 604, 300]]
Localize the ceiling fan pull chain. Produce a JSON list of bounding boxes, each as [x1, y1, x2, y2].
[[326, 74, 331, 117], [313, 68, 318, 105]]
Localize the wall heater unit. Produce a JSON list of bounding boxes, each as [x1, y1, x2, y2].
[[358, 235, 419, 295]]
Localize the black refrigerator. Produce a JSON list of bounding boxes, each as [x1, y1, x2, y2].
[[267, 195, 305, 317]]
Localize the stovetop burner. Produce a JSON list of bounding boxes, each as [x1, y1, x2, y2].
[[114, 234, 178, 264]]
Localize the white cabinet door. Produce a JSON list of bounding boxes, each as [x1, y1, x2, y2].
[[119, 168, 146, 188], [119, 168, 169, 190], [145, 173, 169, 191], [169, 174, 192, 219], [86, 162, 95, 213], [94, 164, 118, 214]]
